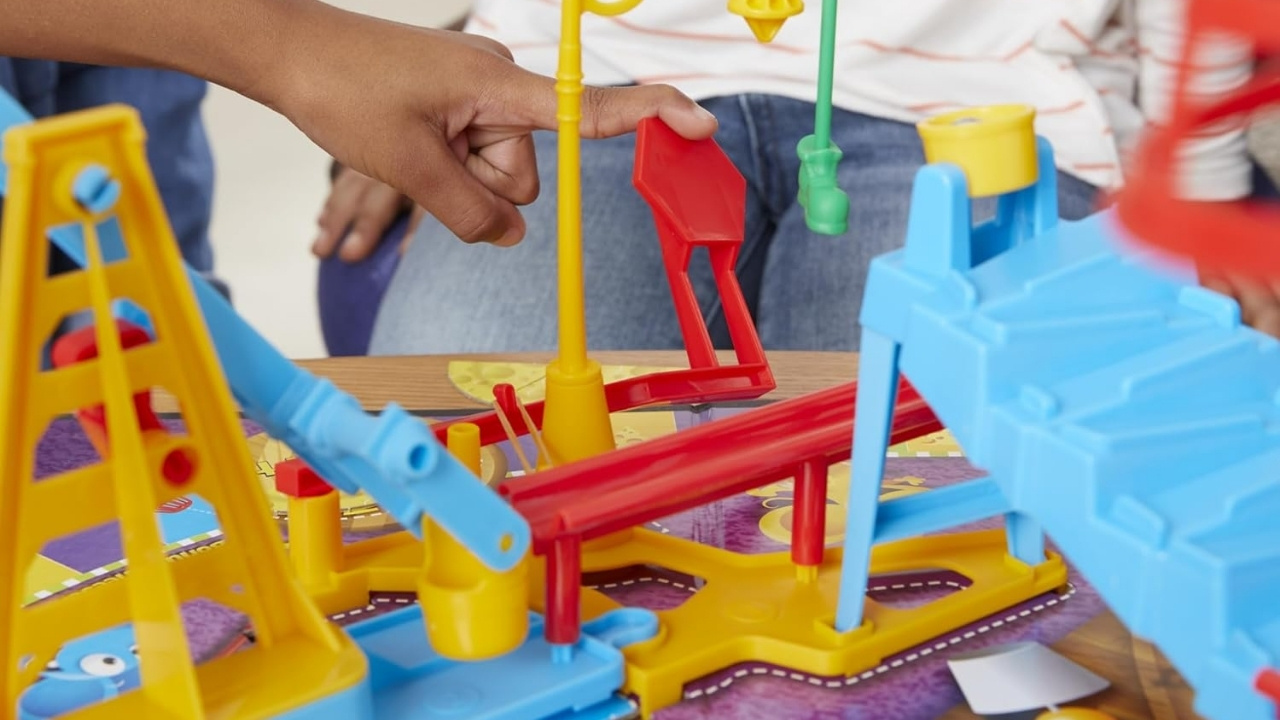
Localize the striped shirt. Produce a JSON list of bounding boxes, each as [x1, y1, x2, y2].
[[466, 0, 1253, 200]]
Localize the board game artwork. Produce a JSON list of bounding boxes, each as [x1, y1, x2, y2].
[[24, 362, 1106, 719]]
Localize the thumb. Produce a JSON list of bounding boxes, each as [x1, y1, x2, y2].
[[401, 135, 527, 247], [578, 84, 719, 141]]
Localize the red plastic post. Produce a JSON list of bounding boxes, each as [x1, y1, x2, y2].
[[429, 117, 777, 448], [492, 383, 529, 435], [274, 458, 334, 498], [791, 459, 828, 567], [546, 535, 583, 646]]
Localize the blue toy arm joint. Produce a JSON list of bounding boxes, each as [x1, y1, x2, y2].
[[185, 269, 530, 571]]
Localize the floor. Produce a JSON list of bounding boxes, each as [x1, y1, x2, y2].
[[204, 1, 1280, 359], [203, 0, 471, 359]]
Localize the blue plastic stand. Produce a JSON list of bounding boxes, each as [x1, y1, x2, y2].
[[838, 135, 1280, 720]]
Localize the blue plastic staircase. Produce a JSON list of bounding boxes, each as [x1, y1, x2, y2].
[[839, 137, 1280, 720]]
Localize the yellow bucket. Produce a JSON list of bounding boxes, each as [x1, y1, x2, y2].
[[917, 105, 1039, 198]]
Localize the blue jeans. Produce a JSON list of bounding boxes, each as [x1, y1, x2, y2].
[[0, 60, 220, 293], [367, 95, 1099, 354], [366, 94, 1274, 354]]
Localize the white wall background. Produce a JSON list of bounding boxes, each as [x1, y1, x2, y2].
[[203, 0, 472, 359]]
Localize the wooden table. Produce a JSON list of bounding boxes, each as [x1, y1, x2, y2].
[[244, 350, 1205, 719]]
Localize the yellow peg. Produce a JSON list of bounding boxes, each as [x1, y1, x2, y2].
[[418, 423, 529, 660], [728, 0, 804, 43]]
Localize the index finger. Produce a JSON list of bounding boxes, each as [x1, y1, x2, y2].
[[489, 66, 718, 141]]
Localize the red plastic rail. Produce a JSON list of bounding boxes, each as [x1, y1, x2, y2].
[[499, 379, 942, 644], [433, 117, 774, 446]]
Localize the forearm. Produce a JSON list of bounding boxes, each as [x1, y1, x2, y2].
[[0, 0, 343, 108]]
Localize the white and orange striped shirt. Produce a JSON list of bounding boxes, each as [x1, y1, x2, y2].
[[465, 0, 1253, 200]]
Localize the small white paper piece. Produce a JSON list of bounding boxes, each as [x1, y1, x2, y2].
[[946, 641, 1110, 715]]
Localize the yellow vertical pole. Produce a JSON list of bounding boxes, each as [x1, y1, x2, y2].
[[556, 0, 588, 374], [539, 0, 617, 465]]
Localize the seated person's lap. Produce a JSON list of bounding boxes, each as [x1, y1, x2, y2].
[[367, 95, 1101, 355]]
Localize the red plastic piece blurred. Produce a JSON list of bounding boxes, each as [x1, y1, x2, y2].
[[51, 319, 164, 454], [1256, 666, 1280, 696], [274, 458, 334, 498], [1255, 667, 1280, 715], [499, 379, 942, 645], [433, 117, 774, 447], [1114, 0, 1280, 278]]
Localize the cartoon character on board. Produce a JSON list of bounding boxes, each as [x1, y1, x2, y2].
[[17, 625, 139, 720]]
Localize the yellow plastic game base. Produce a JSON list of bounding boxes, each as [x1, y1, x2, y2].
[[289, 514, 1064, 719], [536, 528, 1067, 717]]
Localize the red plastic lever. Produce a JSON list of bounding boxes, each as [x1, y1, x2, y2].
[[433, 118, 774, 446]]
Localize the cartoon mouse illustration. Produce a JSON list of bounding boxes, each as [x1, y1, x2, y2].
[[17, 625, 139, 720]]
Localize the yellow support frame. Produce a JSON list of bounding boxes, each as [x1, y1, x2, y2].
[[0, 106, 366, 719]]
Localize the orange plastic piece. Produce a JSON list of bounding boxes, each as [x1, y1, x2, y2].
[[1114, 0, 1280, 278], [0, 105, 366, 718]]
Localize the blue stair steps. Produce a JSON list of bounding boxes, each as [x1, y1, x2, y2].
[[845, 137, 1280, 720]]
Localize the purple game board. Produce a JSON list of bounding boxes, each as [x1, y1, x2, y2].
[[32, 408, 1105, 719]]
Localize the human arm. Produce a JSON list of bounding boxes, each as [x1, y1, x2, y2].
[[0, 0, 718, 246]]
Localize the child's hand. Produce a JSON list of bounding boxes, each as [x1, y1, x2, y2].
[[275, 11, 718, 247], [314, 165, 424, 262], [1201, 271, 1280, 338]]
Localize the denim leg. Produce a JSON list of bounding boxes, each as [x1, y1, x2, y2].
[[318, 213, 408, 356], [369, 96, 770, 355], [54, 64, 222, 294], [755, 104, 1100, 351]]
